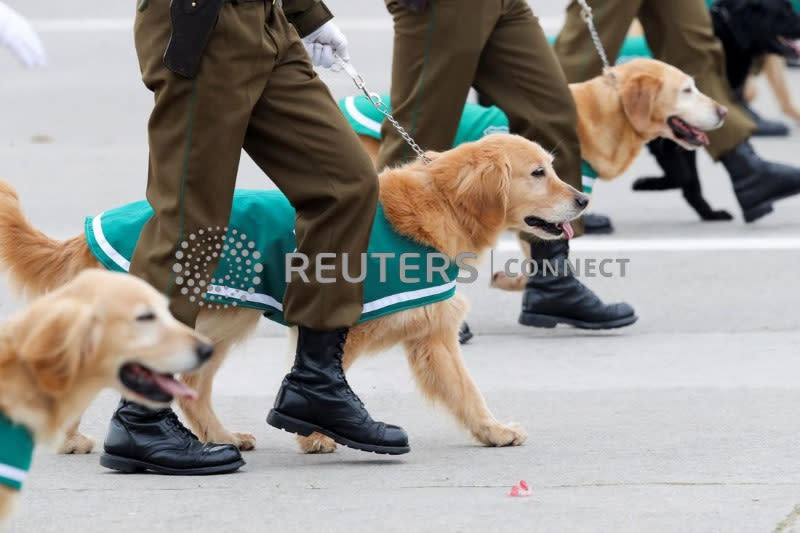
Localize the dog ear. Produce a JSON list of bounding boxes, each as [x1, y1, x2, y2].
[[454, 150, 512, 229], [620, 73, 662, 133], [18, 299, 100, 396]]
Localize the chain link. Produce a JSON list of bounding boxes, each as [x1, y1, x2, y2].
[[336, 57, 431, 165], [575, 0, 615, 80], [335, 4, 610, 164]]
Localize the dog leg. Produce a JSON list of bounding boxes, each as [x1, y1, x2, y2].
[[683, 182, 733, 221], [633, 140, 686, 191], [675, 150, 733, 221], [490, 270, 527, 292], [177, 308, 260, 451], [764, 55, 800, 125], [404, 333, 527, 447], [490, 234, 529, 292], [0, 485, 18, 525], [58, 419, 95, 454], [178, 340, 256, 451], [297, 432, 337, 454]]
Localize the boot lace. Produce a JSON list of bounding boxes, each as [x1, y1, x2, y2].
[[164, 410, 199, 441], [334, 330, 365, 409]]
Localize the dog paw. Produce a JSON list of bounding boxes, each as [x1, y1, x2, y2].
[[631, 176, 678, 191], [59, 433, 95, 454], [298, 433, 337, 454], [701, 209, 733, 221], [202, 430, 256, 451], [480, 422, 527, 447], [490, 271, 526, 291], [232, 432, 257, 451]]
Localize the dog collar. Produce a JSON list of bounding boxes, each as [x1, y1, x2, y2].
[[0, 412, 34, 491], [581, 160, 598, 195]]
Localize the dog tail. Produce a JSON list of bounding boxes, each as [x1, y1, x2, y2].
[[0, 179, 98, 297]]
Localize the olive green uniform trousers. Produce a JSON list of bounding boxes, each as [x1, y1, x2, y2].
[[555, 0, 755, 159], [376, 0, 585, 237], [132, 0, 377, 330]]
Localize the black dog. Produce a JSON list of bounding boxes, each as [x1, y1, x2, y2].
[[633, 0, 800, 222]]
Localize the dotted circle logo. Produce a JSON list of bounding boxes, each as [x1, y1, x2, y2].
[[171, 227, 263, 310]]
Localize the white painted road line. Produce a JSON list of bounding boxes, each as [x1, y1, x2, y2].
[[32, 16, 565, 33], [495, 237, 800, 253], [34, 18, 132, 32]]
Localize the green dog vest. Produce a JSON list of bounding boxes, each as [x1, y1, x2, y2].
[[338, 94, 599, 195], [85, 190, 460, 325], [0, 413, 34, 491]]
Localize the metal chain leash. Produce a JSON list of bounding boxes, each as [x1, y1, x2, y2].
[[336, 56, 432, 164], [576, 0, 615, 79], [334, 2, 611, 162]]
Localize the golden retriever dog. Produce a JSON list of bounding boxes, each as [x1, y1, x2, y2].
[[0, 134, 586, 456], [0, 269, 213, 523], [491, 59, 726, 291], [358, 59, 727, 173], [349, 60, 727, 290]]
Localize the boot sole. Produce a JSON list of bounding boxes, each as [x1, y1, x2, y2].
[[742, 181, 800, 223], [743, 202, 774, 223], [99, 453, 245, 475], [266, 410, 410, 455], [519, 312, 638, 330]]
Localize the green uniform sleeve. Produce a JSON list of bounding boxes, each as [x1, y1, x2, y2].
[[282, 0, 333, 37]]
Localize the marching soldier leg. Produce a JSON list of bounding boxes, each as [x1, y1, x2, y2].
[[129, 0, 272, 327], [481, 0, 636, 330], [100, 0, 275, 475], [375, 0, 502, 169], [245, 7, 409, 454], [554, 0, 641, 83]]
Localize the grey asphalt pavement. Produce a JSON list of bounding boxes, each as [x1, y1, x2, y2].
[[2, 1, 800, 532]]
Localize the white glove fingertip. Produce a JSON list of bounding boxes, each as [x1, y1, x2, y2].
[[320, 46, 334, 69], [312, 42, 323, 66]]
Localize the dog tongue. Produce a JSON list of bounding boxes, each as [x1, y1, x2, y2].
[[153, 373, 198, 400], [560, 221, 575, 240]]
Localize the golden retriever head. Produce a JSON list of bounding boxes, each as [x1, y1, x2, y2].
[[614, 58, 727, 150], [430, 134, 589, 240], [7, 269, 212, 409]]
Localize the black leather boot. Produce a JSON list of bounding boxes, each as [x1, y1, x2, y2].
[[721, 140, 800, 223], [519, 241, 637, 330], [583, 213, 614, 235], [100, 400, 244, 475], [267, 327, 409, 455]]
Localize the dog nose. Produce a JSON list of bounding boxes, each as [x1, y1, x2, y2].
[[717, 105, 728, 121], [195, 342, 214, 362], [575, 193, 590, 209]]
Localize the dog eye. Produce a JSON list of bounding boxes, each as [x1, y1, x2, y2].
[[682, 87, 693, 94], [531, 168, 546, 177], [136, 311, 156, 322]]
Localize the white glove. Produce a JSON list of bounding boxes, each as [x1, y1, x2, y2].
[[0, 2, 46, 67], [302, 20, 348, 70]]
